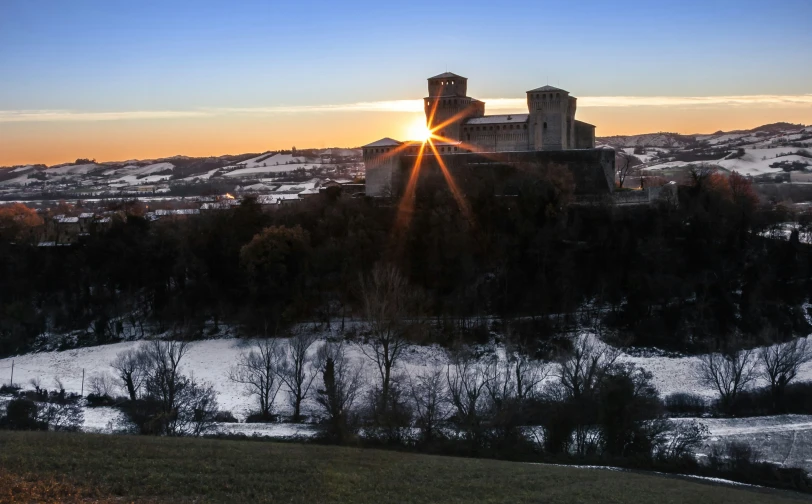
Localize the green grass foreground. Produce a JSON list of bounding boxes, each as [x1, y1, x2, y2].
[[0, 431, 808, 504]]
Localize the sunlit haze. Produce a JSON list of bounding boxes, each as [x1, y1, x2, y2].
[[1, 0, 811, 166]]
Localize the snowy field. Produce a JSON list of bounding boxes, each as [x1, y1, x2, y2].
[[674, 415, 812, 472], [5, 333, 812, 467], [642, 148, 811, 178], [4, 334, 812, 411]]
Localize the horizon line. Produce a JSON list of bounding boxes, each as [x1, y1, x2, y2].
[[2, 94, 812, 123]]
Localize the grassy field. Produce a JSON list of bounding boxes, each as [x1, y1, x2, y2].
[[0, 432, 809, 504]]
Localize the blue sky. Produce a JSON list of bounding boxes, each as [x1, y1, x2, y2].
[[1, 0, 811, 164]]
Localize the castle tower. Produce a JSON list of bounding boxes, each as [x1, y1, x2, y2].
[[526, 86, 577, 150], [424, 72, 484, 141]]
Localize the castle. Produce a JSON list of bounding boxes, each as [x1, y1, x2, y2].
[[363, 72, 606, 198]]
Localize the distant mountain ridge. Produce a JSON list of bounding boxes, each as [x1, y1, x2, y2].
[[598, 122, 810, 148], [0, 147, 359, 172]]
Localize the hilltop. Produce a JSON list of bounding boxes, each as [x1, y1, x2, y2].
[[598, 123, 812, 187], [0, 148, 363, 202]]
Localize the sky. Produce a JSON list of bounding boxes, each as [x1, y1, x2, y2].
[[1, 0, 811, 166]]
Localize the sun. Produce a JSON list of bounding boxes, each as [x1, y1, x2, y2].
[[406, 118, 433, 142]]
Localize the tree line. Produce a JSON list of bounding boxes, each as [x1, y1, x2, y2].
[[0, 166, 810, 359]]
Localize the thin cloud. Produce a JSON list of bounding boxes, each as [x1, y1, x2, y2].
[[485, 95, 812, 109], [2, 95, 810, 122], [0, 109, 211, 122], [579, 95, 812, 107]]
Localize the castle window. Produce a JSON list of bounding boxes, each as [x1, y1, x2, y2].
[[543, 122, 548, 129], [556, 93, 560, 98]]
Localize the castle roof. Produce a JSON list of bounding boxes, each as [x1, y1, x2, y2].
[[575, 119, 596, 128], [465, 114, 529, 125], [362, 137, 402, 148], [428, 72, 466, 80], [527, 85, 569, 93]]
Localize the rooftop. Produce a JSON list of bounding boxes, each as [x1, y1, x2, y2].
[[527, 85, 569, 94], [465, 114, 529, 125], [363, 137, 402, 148], [428, 72, 466, 80]]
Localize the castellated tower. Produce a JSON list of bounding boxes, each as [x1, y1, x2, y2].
[[526, 86, 577, 150], [424, 72, 484, 141]]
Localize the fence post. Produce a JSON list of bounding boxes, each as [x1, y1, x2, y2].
[[81, 368, 85, 396]]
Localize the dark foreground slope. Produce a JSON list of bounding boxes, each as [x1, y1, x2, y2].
[[0, 432, 808, 504]]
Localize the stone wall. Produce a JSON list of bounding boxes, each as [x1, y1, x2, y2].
[[574, 121, 596, 149], [363, 149, 401, 197], [465, 129, 531, 152], [397, 149, 615, 197]]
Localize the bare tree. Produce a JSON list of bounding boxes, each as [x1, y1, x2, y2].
[[143, 340, 189, 435], [277, 329, 319, 422], [699, 347, 758, 413], [615, 149, 641, 188], [654, 420, 709, 462], [315, 342, 363, 442], [88, 372, 117, 398], [558, 336, 619, 400], [228, 338, 282, 420], [486, 347, 549, 405], [37, 401, 84, 432], [409, 367, 447, 443], [358, 263, 414, 410], [111, 348, 149, 401], [446, 348, 489, 443], [760, 338, 812, 410], [173, 377, 219, 437], [119, 340, 221, 437]]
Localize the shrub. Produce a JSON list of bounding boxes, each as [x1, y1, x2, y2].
[[0, 399, 46, 430], [214, 410, 238, 423], [85, 393, 118, 408], [782, 381, 812, 414], [663, 393, 709, 417], [726, 382, 812, 417], [0, 384, 20, 396], [245, 411, 278, 423]]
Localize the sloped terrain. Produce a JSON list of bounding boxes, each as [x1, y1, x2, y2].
[[599, 123, 812, 180], [0, 431, 805, 504]]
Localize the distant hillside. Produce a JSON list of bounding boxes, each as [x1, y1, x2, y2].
[[598, 123, 811, 149], [597, 132, 697, 148]]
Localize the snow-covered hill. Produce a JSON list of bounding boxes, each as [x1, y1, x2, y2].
[[0, 148, 363, 198], [4, 332, 812, 469], [600, 123, 812, 180]]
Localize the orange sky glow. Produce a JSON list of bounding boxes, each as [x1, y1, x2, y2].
[[1, 100, 810, 166]]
